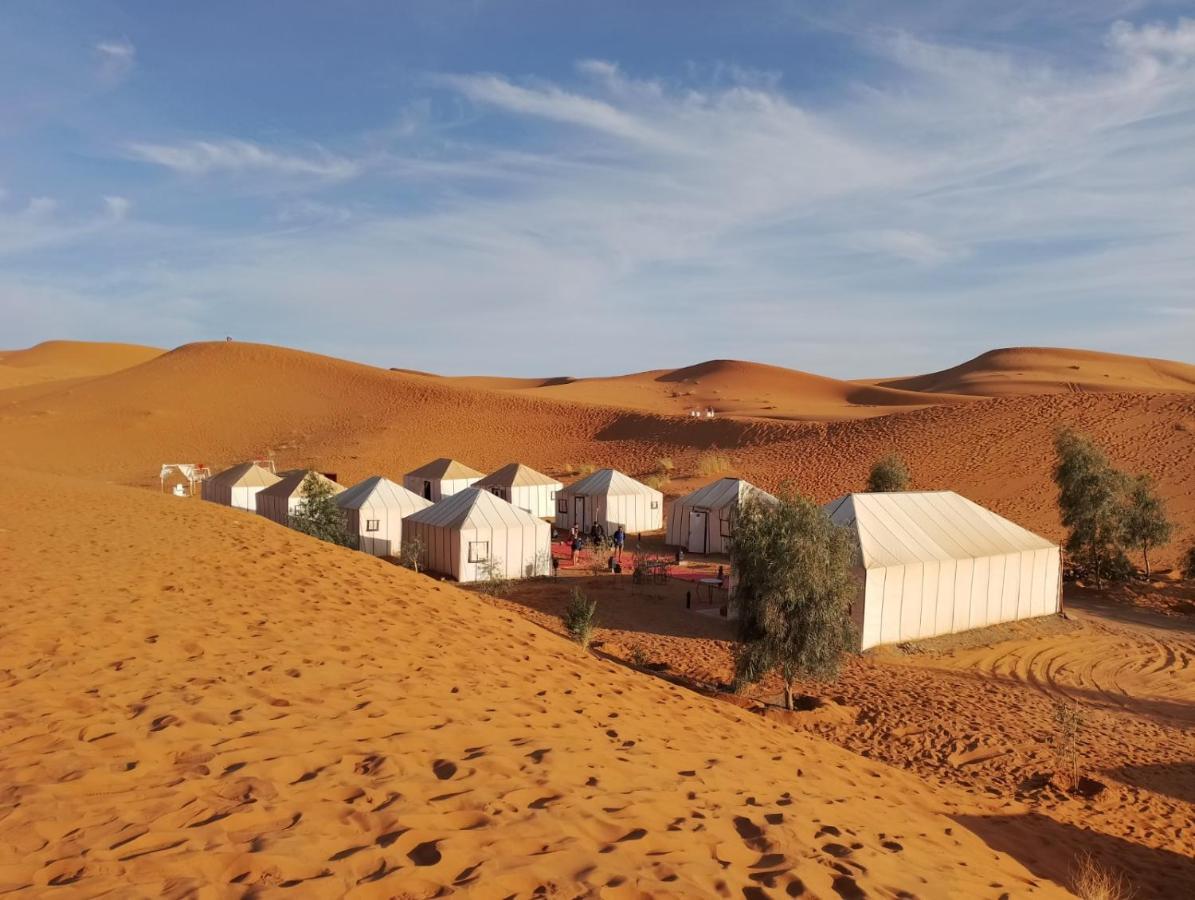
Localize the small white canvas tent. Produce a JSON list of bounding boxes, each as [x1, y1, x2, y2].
[[475, 463, 563, 519], [255, 470, 344, 526], [337, 476, 432, 557], [554, 468, 663, 534], [402, 487, 551, 582], [403, 458, 483, 502], [667, 478, 776, 555], [202, 462, 281, 512], [825, 491, 1061, 651]]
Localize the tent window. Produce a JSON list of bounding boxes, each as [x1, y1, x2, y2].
[[468, 541, 490, 562], [557, 498, 568, 513], [650, 500, 659, 510], [366, 519, 380, 532], [490, 486, 507, 499]]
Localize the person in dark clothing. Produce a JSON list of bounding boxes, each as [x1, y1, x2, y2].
[[590, 521, 601, 546], [595, 523, 607, 544], [613, 526, 626, 560]]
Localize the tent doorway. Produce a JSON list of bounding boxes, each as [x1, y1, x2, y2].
[[423, 480, 432, 501], [687, 510, 708, 554]]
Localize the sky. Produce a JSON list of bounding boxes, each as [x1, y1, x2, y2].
[[1, 0, 1193, 378]]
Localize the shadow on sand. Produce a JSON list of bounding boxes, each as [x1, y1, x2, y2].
[[954, 811, 1195, 898]]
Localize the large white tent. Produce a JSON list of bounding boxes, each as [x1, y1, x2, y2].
[[402, 487, 551, 582], [554, 468, 663, 534], [475, 463, 562, 519], [336, 476, 432, 557], [403, 458, 482, 502], [667, 478, 777, 554], [256, 470, 344, 526], [201, 462, 280, 512], [825, 491, 1061, 651]]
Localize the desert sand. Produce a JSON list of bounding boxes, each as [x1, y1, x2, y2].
[[0, 340, 162, 390], [0, 468, 1068, 897]]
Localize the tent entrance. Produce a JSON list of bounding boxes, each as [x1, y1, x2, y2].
[[423, 480, 432, 500], [687, 510, 708, 554], [575, 497, 586, 528]]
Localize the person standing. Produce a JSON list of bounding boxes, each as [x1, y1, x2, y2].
[[613, 525, 625, 560]]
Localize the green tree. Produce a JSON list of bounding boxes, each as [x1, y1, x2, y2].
[[1181, 543, 1195, 581], [730, 492, 857, 710], [1118, 474, 1172, 579], [563, 588, 597, 649], [1052, 429, 1129, 587], [290, 473, 356, 548], [866, 453, 910, 493]]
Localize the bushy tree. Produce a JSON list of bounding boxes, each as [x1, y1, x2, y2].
[[290, 473, 356, 548], [866, 453, 910, 493], [563, 588, 597, 649], [1118, 474, 1172, 579], [1182, 543, 1195, 581], [730, 492, 857, 710], [1053, 429, 1130, 587]]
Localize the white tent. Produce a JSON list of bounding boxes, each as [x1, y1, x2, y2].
[[474, 463, 562, 519], [403, 458, 482, 502], [402, 487, 551, 582], [825, 491, 1061, 651], [336, 476, 432, 557], [256, 470, 344, 526], [202, 462, 281, 512], [554, 468, 663, 534], [667, 478, 777, 554]]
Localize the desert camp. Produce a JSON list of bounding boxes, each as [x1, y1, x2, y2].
[[554, 467, 664, 533], [402, 457, 483, 502], [255, 469, 344, 525], [475, 461, 563, 518], [200, 460, 279, 511], [336, 475, 431, 557]]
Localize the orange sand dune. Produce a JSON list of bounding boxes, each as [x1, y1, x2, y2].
[[0, 340, 1192, 564], [0, 468, 1067, 897], [446, 358, 977, 421], [0, 339, 163, 390], [872, 346, 1195, 396]]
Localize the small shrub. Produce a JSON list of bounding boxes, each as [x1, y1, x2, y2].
[[657, 457, 675, 473], [643, 473, 670, 491], [397, 535, 426, 573], [629, 645, 650, 668], [290, 473, 356, 548], [866, 453, 910, 492], [1052, 699, 1085, 789], [1183, 543, 1195, 581], [696, 451, 732, 477], [563, 588, 597, 649], [1071, 852, 1134, 900], [577, 463, 597, 476]]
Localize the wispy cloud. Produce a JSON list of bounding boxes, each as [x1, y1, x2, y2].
[[94, 37, 135, 81], [126, 139, 361, 179]]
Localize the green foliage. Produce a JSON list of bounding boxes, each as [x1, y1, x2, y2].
[[290, 473, 356, 548], [1118, 474, 1172, 578], [397, 535, 425, 573], [563, 588, 598, 649], [1181, 543, 1195, 581], [866, 453, 910, 493], [730, 491, 857, 709], [656, 457, 675, 473], [1052, 699, 1085, 789], [696, 451, 732, 477], [1053, 429, 1131, 586]]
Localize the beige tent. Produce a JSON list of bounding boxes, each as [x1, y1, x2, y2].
[[667, 478, 776, 555], [403, 458, 482, 502], [475, 463, 562, 519], [402, 487, 551, 582], [825, 491, 1061, 651], [555, 468, 663, 534], [336, 476, 431, 557], [256, 470, 344, 526], [202, 462, 281, 512]]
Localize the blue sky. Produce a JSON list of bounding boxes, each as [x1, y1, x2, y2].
[[1, 1, 1193, 377]]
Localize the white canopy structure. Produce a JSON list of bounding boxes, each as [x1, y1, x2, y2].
[[160, 463, 211, 496], [256, 470, 344, 526], [336, 476, 431, 557], [403, 458, 482, 502], [402, 487, 551, 582], [201, 462, 280, 511], [475, 463, 562, 519], [667, 478, 776, 554], [825, 491, 1061, 651], [555, 468, 663, 534]]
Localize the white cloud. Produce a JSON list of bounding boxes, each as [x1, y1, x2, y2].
[[125, 139, 360, 179], [95, 37, 135, 81], [1108, 17, 1195, 59], [103, 196, 131, 222]]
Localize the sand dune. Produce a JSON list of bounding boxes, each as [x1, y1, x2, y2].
[[873, 346, 1195, 396], [0, 340, 162, 390], [0, 468, 1066, 897], [0, 340, 1191, 564]]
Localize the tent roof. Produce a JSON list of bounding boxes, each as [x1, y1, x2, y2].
[[674, 477, 775, 510], [475, 462, 562, 488], [824, 491, 1056, 568], [336, 476, 431, 513], [564, 468, 660, 497], [405, 457, 483, 480], [257, 469, 344, 500], [208, 461, 280, 490], [404, 487, 545, 530]]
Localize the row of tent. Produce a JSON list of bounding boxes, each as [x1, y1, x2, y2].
[[200, 458, 1062, 651]]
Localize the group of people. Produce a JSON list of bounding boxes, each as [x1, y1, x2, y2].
[[567, 520, 626, 564]]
